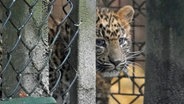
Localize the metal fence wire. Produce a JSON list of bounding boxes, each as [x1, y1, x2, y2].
[[0, 0, 78, 103], [97, 0, 146, 104]]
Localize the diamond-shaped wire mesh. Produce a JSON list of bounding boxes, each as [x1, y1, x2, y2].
[[97, 0, 146, 104], [0, 0, 78, 103]]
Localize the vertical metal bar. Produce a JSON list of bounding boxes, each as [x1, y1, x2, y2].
[[131, 0, 136, 95], [77, 0, 96, 104]]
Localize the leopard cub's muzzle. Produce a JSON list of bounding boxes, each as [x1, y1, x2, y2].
[[96, 39, 127, 74]]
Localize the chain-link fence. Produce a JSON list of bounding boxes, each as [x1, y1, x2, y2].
[[97, 0, 146, 103], [0, 0, 79, 103]]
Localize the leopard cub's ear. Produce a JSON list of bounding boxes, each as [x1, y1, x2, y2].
[[117, 5, 134, 23]]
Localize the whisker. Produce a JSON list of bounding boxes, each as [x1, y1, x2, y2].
[[126, 56, 136, 60], [121, 66, 130, 78], [121, 63, 130, 74], [125, 52, 143, 61], [128, 51, 143, 54], [120, 60, 144, 78], [126, 61, 143, 69], [126, 65, 135, 75], [128, 51, 142, 57]]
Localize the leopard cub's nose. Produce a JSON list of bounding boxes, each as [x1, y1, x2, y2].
[[112, 61, 121, 66]]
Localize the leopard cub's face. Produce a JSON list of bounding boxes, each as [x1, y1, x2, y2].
[[96, 6, 134, 76]]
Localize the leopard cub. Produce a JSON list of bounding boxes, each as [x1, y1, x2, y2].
[[96, 5, 135, 104]]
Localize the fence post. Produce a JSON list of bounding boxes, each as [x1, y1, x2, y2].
[[1, 0, 49, 98], [144, 0, 184, 103], [78, 0, 96, 104]]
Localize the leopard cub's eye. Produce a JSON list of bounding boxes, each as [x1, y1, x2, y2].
[[119, 37, 127, 45], [96, 39, 106, 47]]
